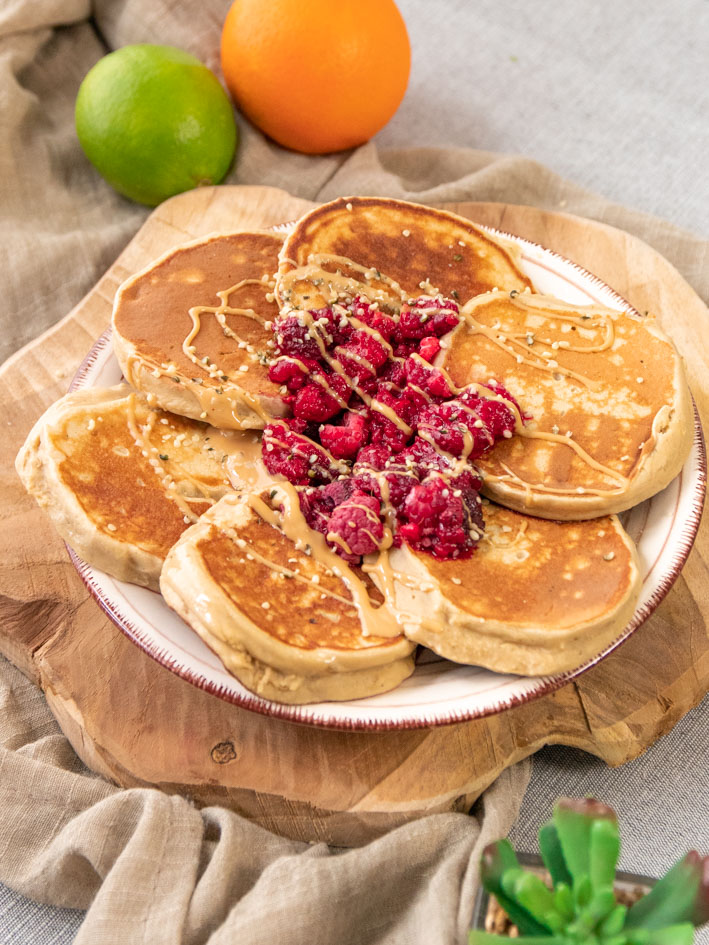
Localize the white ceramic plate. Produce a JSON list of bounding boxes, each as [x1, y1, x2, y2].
[[68, 227, 706, 730]]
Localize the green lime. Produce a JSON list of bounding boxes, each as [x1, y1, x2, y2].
[[75, 44, 238, 207]]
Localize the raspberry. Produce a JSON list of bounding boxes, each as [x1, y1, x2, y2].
[[417, 335, 441, 362], [396, 296, 460, 340], [415, 402, 477, 458], [268, 356, 319, 392], [273, 307, 350, 360], [298, 478, 356, 535], [461, 383, 519, 438], [285, 416, 319, 438], [416, 385, 521, 460], [449, 466, 483, 498], [335, 330, 390, 384], [319, 477, 357, 509], [349, 447, 400, 513], [272, 313, 321, 360], [473, 385, 519, 438], [353, 444, 391, 470], [319, 411, 369, 459], [349, 297, 397, 342], [298, 488, 332, 536], [392, 340, 419, 359], [450, 468, 485, 537], [326, 491, 384, 562], [396, 438, 450, 479], [262, 422, 343, 486], [399, 476, 478, 559], [403, 354, 454, 400], [376, 358, 406, 389], [292, 371, 352, 422], [368, 388, 416, 453]]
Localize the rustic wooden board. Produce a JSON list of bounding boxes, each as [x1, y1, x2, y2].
[[1, 185, 707, 847]]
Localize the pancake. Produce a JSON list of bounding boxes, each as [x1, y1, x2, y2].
[[16, 386, 269, 590], [276, 196, 532, 311], [367, 502, 642, 676], [439, 290, 693, 518], [112, 231, 288, 430], [160, 486, 416, 704]]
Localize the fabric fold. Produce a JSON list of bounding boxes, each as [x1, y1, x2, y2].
[[0, 657, 530, 945]]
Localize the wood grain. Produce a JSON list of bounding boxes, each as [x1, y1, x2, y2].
[[1, 186, 706, 846]]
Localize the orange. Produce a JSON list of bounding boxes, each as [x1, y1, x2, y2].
[[220, 0, 410, 154], [76, 45, 237, 207]]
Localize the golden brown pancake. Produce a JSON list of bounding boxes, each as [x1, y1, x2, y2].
[[277, 196, 531, 311], [16, 386, 269, 589], [160, 488, 416, 704], [439, 290, 693, 518], [371, 502, 641, 676], [112, 231, 288, 430]]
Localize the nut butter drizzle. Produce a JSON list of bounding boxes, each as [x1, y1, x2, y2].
[[123, 393, 267, 523], [278, 253, 409, 311], [122, 276, 279, 427], [456, 292, 630, 493], [460, 294, 613, 393], [125, 393, 219, 523], [182, 278, 272, 376], [246, 483, 403, 639], [239, 484, 432, 637]]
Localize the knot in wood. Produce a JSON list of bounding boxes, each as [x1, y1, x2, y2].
[[211, 740, 237, 764]]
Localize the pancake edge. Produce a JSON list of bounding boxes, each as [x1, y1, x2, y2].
[[16, 386, 166, 591], [159, 506, 417, 705], [377, 515, 643, 676], [111, 230, 288, 431], [111, 328, 287, 431], [276, 194, 531, 307]]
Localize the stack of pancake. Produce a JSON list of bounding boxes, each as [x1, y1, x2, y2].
[[17, 198, 693, 703]]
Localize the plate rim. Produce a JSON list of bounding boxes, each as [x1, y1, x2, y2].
[[66, 222, 707, 732]]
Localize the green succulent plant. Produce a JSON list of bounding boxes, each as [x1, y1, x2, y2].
[[471, 798, 709, 945]]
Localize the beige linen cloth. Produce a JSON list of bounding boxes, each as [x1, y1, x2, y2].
[[1, 2, 708, 944]]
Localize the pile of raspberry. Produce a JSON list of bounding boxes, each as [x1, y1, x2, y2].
[[261, 295, 520, 565]]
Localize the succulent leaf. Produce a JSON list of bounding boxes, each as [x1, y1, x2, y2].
[[542, 910, 565, 933], [627, 852, 709, 930], [484, 891, 549, 937], [587, 886, 618, 923], [643, 923, 695, 945], [481, 840, 521, 891], [687, 852, 709, 925], [603, 934, 631, 945], [599, 903, 629, 937], [573, 875, 593, 910], [479, 844, 551, 936], [589, 818, 621, 890], [477, 801, 708, 945], [553, 883, 575, 922], [539, 822, 573, 888], [502, 869, 557, 927], [554, 797, 617, 885]]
